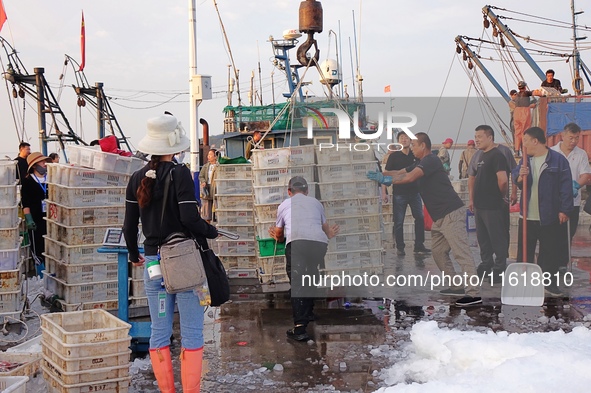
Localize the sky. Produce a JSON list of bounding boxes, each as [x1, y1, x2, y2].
[[374, 320, 591, 393], [0, 0, 589, 156]]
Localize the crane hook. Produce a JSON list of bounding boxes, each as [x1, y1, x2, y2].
[[297, 33, 320, 66]]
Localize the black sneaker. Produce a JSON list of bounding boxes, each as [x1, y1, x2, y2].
[[439, 287, 465, 296], [544, 285, 564, 298], [286, 327, 310, 342], [455, 296, 482, 306], [396, 249, 406, 256], [413, 246, 431, 254]]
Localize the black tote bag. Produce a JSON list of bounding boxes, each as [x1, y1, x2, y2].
[[201, 248, 230, 307]]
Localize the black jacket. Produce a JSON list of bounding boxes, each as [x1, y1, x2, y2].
[[123, 161, 218, 262]]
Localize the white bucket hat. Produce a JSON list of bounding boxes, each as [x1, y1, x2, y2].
[[137, 114, 190, 156]]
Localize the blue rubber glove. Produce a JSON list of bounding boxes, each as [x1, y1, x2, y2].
[[443, 162, 451, 172], [367, 171, 393, 186], [573, 180, 581, 198], [25, 213, 37, 231]]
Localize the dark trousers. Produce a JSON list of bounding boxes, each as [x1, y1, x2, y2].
[[517, 219, 569, 285], [286, 240, 327, 328], [568, 207, 579, 240], [475, 208, 509, 271], [393, 193, 425, 250]]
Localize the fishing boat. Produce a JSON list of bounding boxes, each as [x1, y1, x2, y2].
[[455, 3, 591, 156]]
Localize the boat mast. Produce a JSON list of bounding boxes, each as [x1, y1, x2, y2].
[[188, 0, 200, 174], [571, 0, 585, 95]]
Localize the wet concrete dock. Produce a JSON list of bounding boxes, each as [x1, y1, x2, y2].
[[126, 223, 591, 392]]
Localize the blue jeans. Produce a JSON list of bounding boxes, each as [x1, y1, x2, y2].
[[144, 255, 205, 350], [393, 193, 425, 250]]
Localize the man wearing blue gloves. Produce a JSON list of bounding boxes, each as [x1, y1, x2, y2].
[[550, 122, 591, 240], [368, 133, 481, 307]]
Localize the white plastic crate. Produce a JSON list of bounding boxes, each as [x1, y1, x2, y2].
[[258, 255, 286, 275], [0, 182, 18, 208], [0, 225, 20, 251], [41, 309, 130, 345], [216, 225, 255, 240], [46, 219, 110, 245], [67, 144, 142, 175], [0, 376, 28, 393], [0, 248, 20, 270], [0, 205, 18, 228], [65, 145, 100, 168], [0, 260, 23, 293], [215, 209, 254, 226], [0, 352, 40, 377], [46, 201, 126, 226], [0, 284, 23, 313], [215, 179, 253, 195], [258, 272, 289, 284], [319, 180, 379, 200], [315, 146, 376, 165], [0, 160, 17, 185], [56, 299, 119, 313], [44, 237, 118, 265], [254, 220, 275, 239], [216, 164, 252, 179], [130, 265, 144, 280], [48, 184, 126, 207], [47, 164, 131, 187], [253, 203, 280, 222], [44, 256, 118, 284], [44, 275, 120, 304], [215, 194, 253, 210], [322, 197, 380, 217], [219, 255, 258, 270], [317, 161, 378, 183], [319, 265, 384, 278], [130, 279, 144, 297], [288, 145, 316, 165], [42, 357, 129, 385], [130, 296, 148, 308], [252, 165, 315, 186], [253, 183, 318, 204], [41, 342, 129, 373], [325, 249, 383, 270], [42, 371, 130, 393], [327, 232, 382, 253], [214, 240, 256, 255], [328, 214, 381, 234], [227, 268, 258, 279]]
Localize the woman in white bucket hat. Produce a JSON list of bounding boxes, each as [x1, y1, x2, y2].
[[123, 113, 218, 392]]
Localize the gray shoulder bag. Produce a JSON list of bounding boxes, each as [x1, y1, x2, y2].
[[158, 167, 207, 294]]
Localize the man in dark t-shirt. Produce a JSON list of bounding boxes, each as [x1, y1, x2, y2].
[[383, 132, 429, 255], [14, 142, 31, 184], [469, 125, 509, 279], [541, 69, 562, 92], [368, 132, 481, 307]]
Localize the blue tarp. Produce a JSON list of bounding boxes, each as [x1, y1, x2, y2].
[[547, 102, 591, 136]]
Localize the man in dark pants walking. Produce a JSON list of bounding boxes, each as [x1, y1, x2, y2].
[[382, 131, 430, 256], [269, 176, 339, 341], [468, 125, 509, 280]]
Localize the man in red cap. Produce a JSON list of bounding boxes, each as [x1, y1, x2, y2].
[[438, 138, 453, 177], [458, 140, 476, 179]]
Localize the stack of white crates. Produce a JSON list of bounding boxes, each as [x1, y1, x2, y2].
[[251, 146, 316, 286], [315, 148, 384, 276], [214, 164, 258, 279], [43, 145, 144, 311], [0, 160, 24, 322], [40, 309, 131, 393]]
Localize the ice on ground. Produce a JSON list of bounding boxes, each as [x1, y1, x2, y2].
[[375, 320, 591, 393]]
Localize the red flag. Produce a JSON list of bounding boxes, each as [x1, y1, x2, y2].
[[79, 11, 85, 71], [0, 0, 8, 33], [384, 85, 391, 93]]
